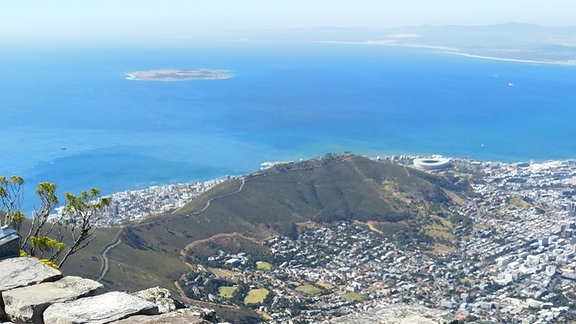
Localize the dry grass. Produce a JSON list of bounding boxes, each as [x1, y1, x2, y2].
[[509, 194, 532, 209], [218, 286, 238, 299], [244, 288, 269, 305], [209, 267, 240, 280], [296, 284, 322, 296], [316, 281, 334, 290], [340, 291, 365, 302], [256, 261, 273, 271]]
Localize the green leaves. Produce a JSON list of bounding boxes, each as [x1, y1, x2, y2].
[[1, 174, 110, 267], [0, 175, 24, 189], [35, 182, 59, 216], [58, 187, 111, 267], [64, 187, 110, 215], [29, 235, 66, 253], [0, 175, 25, 227], [5, 210, 25, 230]]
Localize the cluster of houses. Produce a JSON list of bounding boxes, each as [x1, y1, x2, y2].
[[451, 159, 576, 322], [179, 158, 576, 322], [94, 178, 226, 225]]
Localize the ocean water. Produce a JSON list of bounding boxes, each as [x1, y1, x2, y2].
[[1, 41, 575, 209]]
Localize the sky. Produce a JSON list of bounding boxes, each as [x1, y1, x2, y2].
[[1, 0, 575, 42]]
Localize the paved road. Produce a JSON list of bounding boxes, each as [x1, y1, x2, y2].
[[96, 178, 247, 281], [192, 177, 245, 215], [98, 228, 124, 281]]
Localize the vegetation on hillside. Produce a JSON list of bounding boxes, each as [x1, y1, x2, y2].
[[175, 154, 467, 234], [58, 154, 471, 322], [0, 175, 110, 267]]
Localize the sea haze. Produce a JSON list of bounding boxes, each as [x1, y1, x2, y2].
[[1, 41, 575, 208]]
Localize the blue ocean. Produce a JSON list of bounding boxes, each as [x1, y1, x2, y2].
[[1, 41, 575, 209]]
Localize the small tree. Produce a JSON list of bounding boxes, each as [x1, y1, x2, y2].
[[0, 176, 26, 231], [58, 188, 111, 267], [0, 175, 110, 268]]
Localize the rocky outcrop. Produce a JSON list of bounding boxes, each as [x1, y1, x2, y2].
[[131, 287, 183, 314], [43, 291, 159, 324], [322, 303, 451, 324], [3, 276, 102, 324], [0, 258, 62, 292], [111, 308, 217, 324], [0, 257, 219, 324], [0, 258, 62, 320]]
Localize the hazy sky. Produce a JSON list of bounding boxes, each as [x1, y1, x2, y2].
[[1, 0, 574, 42]]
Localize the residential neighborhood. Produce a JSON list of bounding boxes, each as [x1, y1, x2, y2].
[[94, 178, 227, 226], [88, 157, 576, 322]]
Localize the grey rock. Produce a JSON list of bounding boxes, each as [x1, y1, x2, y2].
[[3, 276, 103, 324], [323, 303, 451, 324], [0, 258, 62, 292], [0, 257, 61, 318], [187, 307, 218, 322], [111, 308, 214, 324], [132, 287, 183, 314], [43, 291, 158, 324]]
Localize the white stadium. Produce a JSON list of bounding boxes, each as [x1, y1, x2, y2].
[[413, 157, 451, 170]]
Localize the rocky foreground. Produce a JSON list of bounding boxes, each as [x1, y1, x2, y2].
[[0, 257, 218, 324], [323, 303, 450, 324]]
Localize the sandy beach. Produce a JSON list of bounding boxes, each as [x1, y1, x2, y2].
[[441, 51, 576, 66]]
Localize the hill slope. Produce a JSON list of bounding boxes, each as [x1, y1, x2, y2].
[[64, 154, 470, 295], [176, 153, 464, 226]]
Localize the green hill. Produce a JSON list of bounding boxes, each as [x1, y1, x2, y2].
[[62, 154, 470, 315], [172, 153, 466, 232]]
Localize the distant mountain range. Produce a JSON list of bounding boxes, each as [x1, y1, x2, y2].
[[225, 23, 576, 64]]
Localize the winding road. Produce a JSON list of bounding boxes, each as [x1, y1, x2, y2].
[[192, 177, 245, 215], [96, 157, 354, 284], [96, 177, 246, 281], [97, 227, 124, 281]]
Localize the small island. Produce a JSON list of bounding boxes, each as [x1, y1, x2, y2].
[[126, 69, 232, 81]]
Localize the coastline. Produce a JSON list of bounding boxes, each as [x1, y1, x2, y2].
[[51, 177, 231, 226], [89, 154, 576, 226], [441, 51, 576, 66], [316, 40, 575, 66], [5, 44, 575, 216]]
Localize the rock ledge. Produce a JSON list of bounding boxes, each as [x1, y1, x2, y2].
[[0, 257, 219, 324]]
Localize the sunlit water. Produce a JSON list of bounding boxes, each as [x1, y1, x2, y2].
[[1, 42, 575, 209]]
